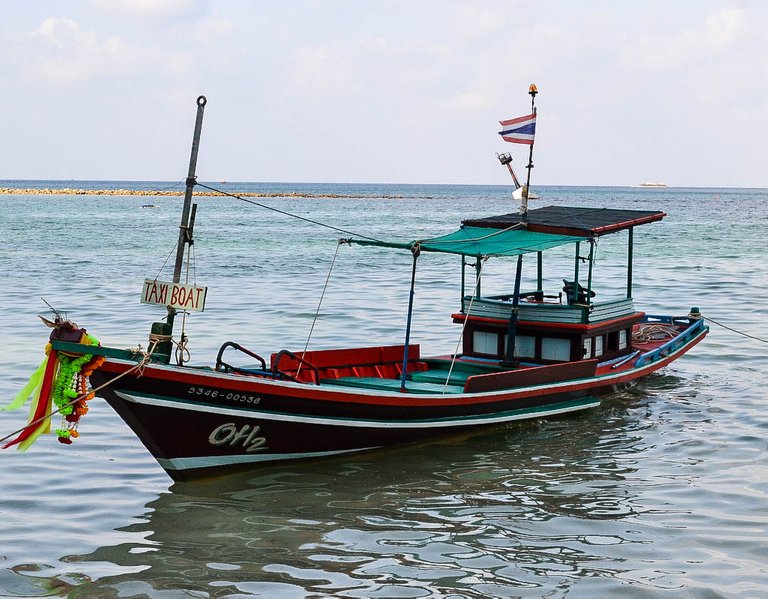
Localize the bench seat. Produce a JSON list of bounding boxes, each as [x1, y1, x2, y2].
[[320, 376, 464, 394]]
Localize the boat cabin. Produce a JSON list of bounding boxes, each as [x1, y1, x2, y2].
[[452, 205, 665, 364]]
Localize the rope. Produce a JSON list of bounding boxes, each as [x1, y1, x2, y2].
[[152, 241, 179, 282], [632, 323, 679, 343], [704, 316, 768, 344], [297, 241, 345, 378], [194, 182, 383, 243], [175, 334, 191, 365], [175, 227, 196, 366], [0, 342, 158, 447], [154, 179, 186, 192]]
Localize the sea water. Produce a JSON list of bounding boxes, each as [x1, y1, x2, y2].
[[0, 182, 767, 597]]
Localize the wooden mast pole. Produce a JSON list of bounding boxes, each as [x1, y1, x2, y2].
[[150, 96, 207, 364], [168, 95, 207, 332]]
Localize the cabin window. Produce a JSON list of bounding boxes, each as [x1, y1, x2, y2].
[[473, 331, 498, 355], [542, 337, 571, 361], [582, 337, 592, 358], [594, 335, 604, 357], [618, 330, 627, 350], [607, 331, 617, 351], [515, 335, 536, 359]]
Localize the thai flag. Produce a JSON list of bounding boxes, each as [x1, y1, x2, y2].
[[498, 112, 536, 145]]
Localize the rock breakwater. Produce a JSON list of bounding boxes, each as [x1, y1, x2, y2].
[[0, 187, 408, 199]]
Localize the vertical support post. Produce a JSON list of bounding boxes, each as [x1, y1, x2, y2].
[[572, 241, 581, 304], [475, 258, 482, 297], [503, 254, 524, 365], [537, 251, 543, 293], [400, 245, 420, 392], [586, 238, 595, 305], [168, 95, 207, 332], [627, 227, 634, 298], [460, 255, 466, 312]]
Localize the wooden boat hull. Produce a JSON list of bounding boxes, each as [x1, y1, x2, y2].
[[81, 317, 707, 480]]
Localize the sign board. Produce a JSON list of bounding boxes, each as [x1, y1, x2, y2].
[[141, 279, 208, 312]]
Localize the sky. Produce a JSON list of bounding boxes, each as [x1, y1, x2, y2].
[[0, 0, 766, 187]]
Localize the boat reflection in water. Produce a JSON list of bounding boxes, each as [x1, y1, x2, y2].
[[72, 393, 671, 596]]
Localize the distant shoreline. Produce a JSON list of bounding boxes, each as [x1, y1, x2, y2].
[[0, 187, 404, 199]]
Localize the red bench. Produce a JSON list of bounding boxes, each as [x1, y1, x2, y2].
[[270, 344, 427, 383]]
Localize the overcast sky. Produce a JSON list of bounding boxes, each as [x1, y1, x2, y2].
[[1, 0, 765, 187]]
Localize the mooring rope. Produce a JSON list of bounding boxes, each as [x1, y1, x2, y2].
[[704, 316, 768, 344], [0, 342, 157, 447], [195, 182, 383, 243]]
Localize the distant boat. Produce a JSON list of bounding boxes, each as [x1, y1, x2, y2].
[[638, 182, 668, 188], [512, 185, 539, 200]]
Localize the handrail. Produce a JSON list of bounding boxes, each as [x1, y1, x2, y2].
[[271, 350, 321, 385], [215, 341, 267, 373]]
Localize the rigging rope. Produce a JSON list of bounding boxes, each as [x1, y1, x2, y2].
[[704, 316, 768, 344], [296, 240, 346, 378], [152, 241, 179, 282], [176, 229, 197, 365], [195, 182, 383, 243]]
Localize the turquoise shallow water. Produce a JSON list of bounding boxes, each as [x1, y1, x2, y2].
[[0, 181, 767, 597]]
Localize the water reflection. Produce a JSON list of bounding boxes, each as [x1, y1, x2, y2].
[[69, 392, 671, 597]]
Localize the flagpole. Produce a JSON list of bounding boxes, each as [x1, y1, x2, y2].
[[521, 84, 538, 222]]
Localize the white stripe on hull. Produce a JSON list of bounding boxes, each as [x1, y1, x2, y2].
[[114, 390, 600, 429], [157, 447, 376, 472]]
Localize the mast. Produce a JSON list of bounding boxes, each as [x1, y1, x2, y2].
[[149, 96, 207, 364], [521, 83, 538, 222], [168, 95, 207, 331], [503, 84, 538, 366]]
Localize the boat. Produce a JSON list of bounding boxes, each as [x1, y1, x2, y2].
[[4, 91, 708, 481]]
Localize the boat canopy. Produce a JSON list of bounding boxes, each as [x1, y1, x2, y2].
[[348, 226, 581, 258], [465, 206, 666, 237]]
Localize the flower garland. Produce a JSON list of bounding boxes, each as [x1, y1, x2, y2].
[[51, 334, 105, 444]]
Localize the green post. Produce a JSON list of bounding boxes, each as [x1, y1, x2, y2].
[[475, 257, 482, 297], [586, 238, 595, 305], [149, 321, 173, 364], [572, 241, 581, 304], [537, 251, 543, 292], [461, 255, 466, 312]]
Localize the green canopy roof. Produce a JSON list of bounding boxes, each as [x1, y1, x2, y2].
[[349, 226, 581, 258]]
